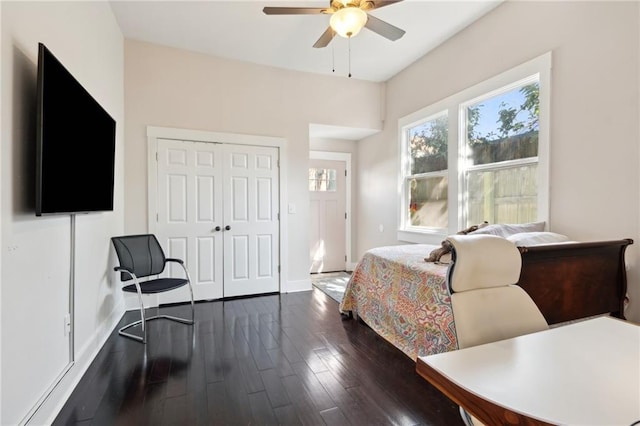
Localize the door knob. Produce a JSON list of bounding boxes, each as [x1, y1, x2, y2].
[[214, 226, 221, 232], [225, 225, 231, 231]]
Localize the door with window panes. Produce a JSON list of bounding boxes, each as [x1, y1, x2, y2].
[[309, 159, 346, 273]]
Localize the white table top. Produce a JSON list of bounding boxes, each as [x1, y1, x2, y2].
[[419, 316, 640, 425]]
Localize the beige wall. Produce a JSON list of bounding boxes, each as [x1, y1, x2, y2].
[[1, 2, 125, 424], [124, 40, 382, 288], [357, 1, 640, 321], [1, 0, 636, 422]]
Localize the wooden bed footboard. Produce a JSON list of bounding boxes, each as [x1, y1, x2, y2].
[[516, 239, 633, 325]]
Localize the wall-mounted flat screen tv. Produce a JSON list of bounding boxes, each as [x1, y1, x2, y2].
[[36, 42, 116, 216]]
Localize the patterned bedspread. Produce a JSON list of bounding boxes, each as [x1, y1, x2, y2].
[[339, 244, 458, 360]]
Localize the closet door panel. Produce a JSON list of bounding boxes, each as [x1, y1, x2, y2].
[[156, 139, 223, 301], [223, 144, 280, 297]]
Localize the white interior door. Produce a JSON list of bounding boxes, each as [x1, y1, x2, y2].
[[223, 144, 280, 297], [156, 139, 223, 302], [309, 158, 346, 273], [155, 139, 280, 301]]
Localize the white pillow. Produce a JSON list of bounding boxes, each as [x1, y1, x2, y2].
[[507, 231, 570, 246], [470, 221, 546, 238]]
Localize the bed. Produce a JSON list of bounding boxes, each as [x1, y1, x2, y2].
[[338, 238, 633, 360]]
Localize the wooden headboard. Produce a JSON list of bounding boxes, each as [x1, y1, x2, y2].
[[516, 239, 633, 325]]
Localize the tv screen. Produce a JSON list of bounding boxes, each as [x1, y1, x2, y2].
[[36, 43, 116, 216]]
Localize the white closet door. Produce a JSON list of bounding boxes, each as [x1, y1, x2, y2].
[[222, 144, 280, 297], [156, 138, 223, 302], [155, 139, 280, 301]]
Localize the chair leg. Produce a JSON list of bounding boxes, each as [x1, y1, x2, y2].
[[154, 280, 195, 326], [183, 265, 195, 324], [459, 406, 478, 426], [144, 274, 195, 335], [119, 276, 195, 344], [188, 279, 195, 324], [118, 289, 147, 343]]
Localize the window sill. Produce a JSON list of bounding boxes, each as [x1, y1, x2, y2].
[[397, 229, 447, 245]]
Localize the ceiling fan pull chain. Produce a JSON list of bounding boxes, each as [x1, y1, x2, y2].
[[332, 44, 335, 73], [348, 37, 352, 78]]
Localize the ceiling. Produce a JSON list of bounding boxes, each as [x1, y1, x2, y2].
[[110, 0, 502, 140], [110, 0, 503, 83]]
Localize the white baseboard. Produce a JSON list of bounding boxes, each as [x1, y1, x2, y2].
[[282, 278, 311, 293], [25, 301, 125, 425], [124, 292, 160, 311]]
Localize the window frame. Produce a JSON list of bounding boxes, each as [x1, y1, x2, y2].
[[309, 167, 338, 192], [402, 110, 450, 234], [398, 52, 551, 244]]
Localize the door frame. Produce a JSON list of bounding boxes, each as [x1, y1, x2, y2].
[[146, 125, 288, 297], [309, 150, 353, 270]]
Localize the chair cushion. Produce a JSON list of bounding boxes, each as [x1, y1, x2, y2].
[[122, 278, 188, 294], [111, 234, 166, 280], [447, 234, 522, 292], [452, 285, 549, 349]]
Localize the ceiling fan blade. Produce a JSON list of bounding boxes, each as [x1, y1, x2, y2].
[[263, 7, 328, 15], [363, 0, 404, 10], [313, 26, 335, 48], [365, 14, 405, 41]]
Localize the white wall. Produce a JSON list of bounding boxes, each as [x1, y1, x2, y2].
[[0, 2, 4, 419], [1, 1, 637, 422], [0, 2, 125, 424], [124, 40, 383, 290], [357, 1, 640, 321]]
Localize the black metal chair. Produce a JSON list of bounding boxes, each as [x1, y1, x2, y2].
[[111, 234, 195, 343]]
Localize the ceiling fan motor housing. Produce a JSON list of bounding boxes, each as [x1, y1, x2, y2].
[[263, 0, 405, 48], [330, 0, 376, 12]]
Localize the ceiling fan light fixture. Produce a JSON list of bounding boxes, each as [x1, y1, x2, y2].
[[329, 7, 368, 38]]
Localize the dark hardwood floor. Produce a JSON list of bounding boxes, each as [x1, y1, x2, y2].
[[53, 289, 462, 425]]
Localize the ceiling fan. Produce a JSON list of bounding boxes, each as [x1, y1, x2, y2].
[[263, 0, 406, 48]]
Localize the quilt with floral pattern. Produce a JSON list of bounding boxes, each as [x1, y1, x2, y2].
[[339, 244, 458, 360]]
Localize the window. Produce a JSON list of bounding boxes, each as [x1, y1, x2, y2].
[[398, 53, 550, 244], [405, 113, 449, 230], [462, 80, 539, 226], [309, 168, 337, 191]]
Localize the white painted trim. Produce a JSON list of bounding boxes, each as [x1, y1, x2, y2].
[[0, 4, 3, 416], [397, 229, 446, 245], [123, 292, 158, 311], [146, 126, 288, 295], [397, 109, 450, 238], [21, 215, 79, 424], [147, 126, 286, 146], [148, 134, 158, 235], [309, 150, 353, 270], [282, 278, 312, 293], [25, 300, 125, 425], [346, 262, 358, 272], [536, 53, 552, 229]]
